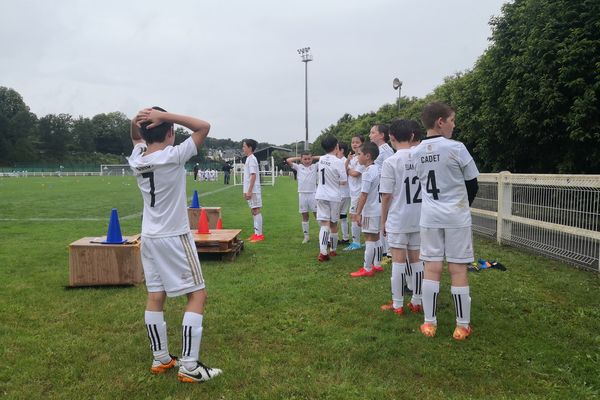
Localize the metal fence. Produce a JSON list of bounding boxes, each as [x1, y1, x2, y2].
[[471, 172, 600, 272]]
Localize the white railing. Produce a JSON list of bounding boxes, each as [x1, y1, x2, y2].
[[471, 172, 600, 272]]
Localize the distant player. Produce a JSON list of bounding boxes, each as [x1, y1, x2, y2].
[[380, 119, 424, 314], [337, 142, 351, 244], [242, 139, 264, 242], [412, 102, 479, 340], [286, 151, 320, 243], [370, 124, 395, 265], [344, 135, 365, 251], [315, 135, 347, 261], [128, 106, 221, 383], [350, 142, 382, 277]]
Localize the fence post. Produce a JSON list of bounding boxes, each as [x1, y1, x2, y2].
[[496, 171, 512, 244]]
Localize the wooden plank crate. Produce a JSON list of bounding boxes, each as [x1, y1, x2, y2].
[[192, 229, 244, 261]]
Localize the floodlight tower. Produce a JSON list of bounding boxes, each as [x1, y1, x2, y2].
[[393, 78, 403, 113], [297, 47, 313, 150]]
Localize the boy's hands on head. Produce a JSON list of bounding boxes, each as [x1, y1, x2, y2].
[[137, 108, 165, 129]]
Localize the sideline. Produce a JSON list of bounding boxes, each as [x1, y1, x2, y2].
[[0, 185, 236, 222]]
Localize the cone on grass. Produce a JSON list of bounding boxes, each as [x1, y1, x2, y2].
[[197, 208, 210, 234], [190, 190, 200, 208], [103, 208, 127, 244], [216, 218, 223, 230]]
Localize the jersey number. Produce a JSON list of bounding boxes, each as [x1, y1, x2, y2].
[[403, 176, 422, 204], [142, 172, 156, 207], [321, 169, 326, 185], [425, 170, 440, 200]]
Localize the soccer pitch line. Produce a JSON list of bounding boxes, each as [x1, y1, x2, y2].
[[0, 185, 235, 222]]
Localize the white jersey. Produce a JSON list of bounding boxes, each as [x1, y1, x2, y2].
[[243, 154, 261, 194], [374, 143, 394, 171], [339, 156, 350, 198], [347, 156, 365, 199], [360, 164, 381, 218], [128, 137, 197, 238], [379, 149, 421, 234], [412, 136, 479, 228], [291, 163, 317, 193], [315, 153, 347, 202]]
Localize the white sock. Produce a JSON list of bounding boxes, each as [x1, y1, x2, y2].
[[301, 221, 309, 238], [145, 311, 170, 363], [381, 233, 389, 256], [331, 232, 338, 251], [410, 262, 424, 305], [351, 222, 361, 245], [340, 216, 349, 240], [253, 213, 263, 235], [451, 286, 471, 328], [422, 279, 440, 324], [319, 226, 330, 255], [373, 240, 383, 268], [363, 241, 375, 271], [181, 312, 204, 370], [405, 259, 414, 290], [391, 262, 406, 309]]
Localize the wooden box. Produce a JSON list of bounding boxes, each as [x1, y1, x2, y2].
[[68, 234, 144, 287], [188, 207, 222, 230]]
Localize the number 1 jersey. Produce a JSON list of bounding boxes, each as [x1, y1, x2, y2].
[[315, 153, 347, 202], [128, 137, 197, 237]]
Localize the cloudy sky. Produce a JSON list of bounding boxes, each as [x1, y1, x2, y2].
[[1, 0, 507, 145]]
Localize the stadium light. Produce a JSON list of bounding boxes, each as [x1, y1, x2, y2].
[[393, 78, 402, 113], [298, 47, 313, 151]]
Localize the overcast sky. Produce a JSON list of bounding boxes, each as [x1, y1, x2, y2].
[[1, 0, 507, 145]]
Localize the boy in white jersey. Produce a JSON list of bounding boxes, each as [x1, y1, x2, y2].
[[350, 142, 383, 277], [336, 142, 351, 244], [286, 151, 320, 243], [128, 107, 221, 383], [315, 135, 347, 262], [242, 139, 264, 242], [412, 102, 479, 340], [370, 124, 395, 265], [380, 120, 424, 315], [344, 135, 365, 251]]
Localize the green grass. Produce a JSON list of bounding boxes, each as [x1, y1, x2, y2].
[[0, 176, 599, 399]]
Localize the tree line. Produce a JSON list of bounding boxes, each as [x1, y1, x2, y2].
[[313, 0, 600, 174]]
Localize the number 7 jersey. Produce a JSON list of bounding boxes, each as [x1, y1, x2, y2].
[[128, 137, 198, 238], [411, 136, 479, 228]]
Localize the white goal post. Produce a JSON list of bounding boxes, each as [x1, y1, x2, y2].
[[233, 156, 275, 187], [100, 164, 133, 176]]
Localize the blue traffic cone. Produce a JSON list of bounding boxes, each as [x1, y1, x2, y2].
[[190, 190, 200, 208], [103, 208, 127, 244]]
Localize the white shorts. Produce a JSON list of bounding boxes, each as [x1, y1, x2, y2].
[[339, 197, 351, 216], [420, 227, 474, 263], [349, 196, 359, 214], [247, 193, 262, 209], [316, 199, 341, 223], [361, 215, 381, 234], [141, 232, 205, 297], [298, 192, 317, 213], [387, 231, 421, 250]]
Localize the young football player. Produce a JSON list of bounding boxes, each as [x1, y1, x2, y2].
[[242, 139, 264, 242], [128, 107, 221, 383], [337, 142, 351, 244], [315, 135, 347, 261], [380, 119, 423, 315], [286, 151, 320, 243], [412, 102, 479, 340], [344, 135, 365, 251], [350, 142, 382, 277]]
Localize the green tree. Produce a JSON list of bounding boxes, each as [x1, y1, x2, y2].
[[0, 87, 37, 164], [38, 113, 73, 160]]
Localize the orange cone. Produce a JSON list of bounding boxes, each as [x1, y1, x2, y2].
[[216, 218, 223, 230], [197, 208, 210, 234]]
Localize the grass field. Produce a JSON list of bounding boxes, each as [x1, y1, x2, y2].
[[0, 175, 599, 400]]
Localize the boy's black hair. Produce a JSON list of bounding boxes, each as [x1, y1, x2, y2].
[[421, 102, 455, 130], [390, 119, 417, 142], [243, 138, 258, 152], [408, 120, 424, 141], [339, 142, 349, 156], [360, 142, 379, 161], [352, 134, 365, 144], [300, 150, 312, 157], [321, 135, 338, 153], [140, 106, 174, 144], [375, 124, 390, 142]]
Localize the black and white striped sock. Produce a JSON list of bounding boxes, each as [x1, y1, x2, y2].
[[181, 312, 204, 370], [422, 279, 440, 324], [145, 310, 170, 363], [451, 286, 471, 327]]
